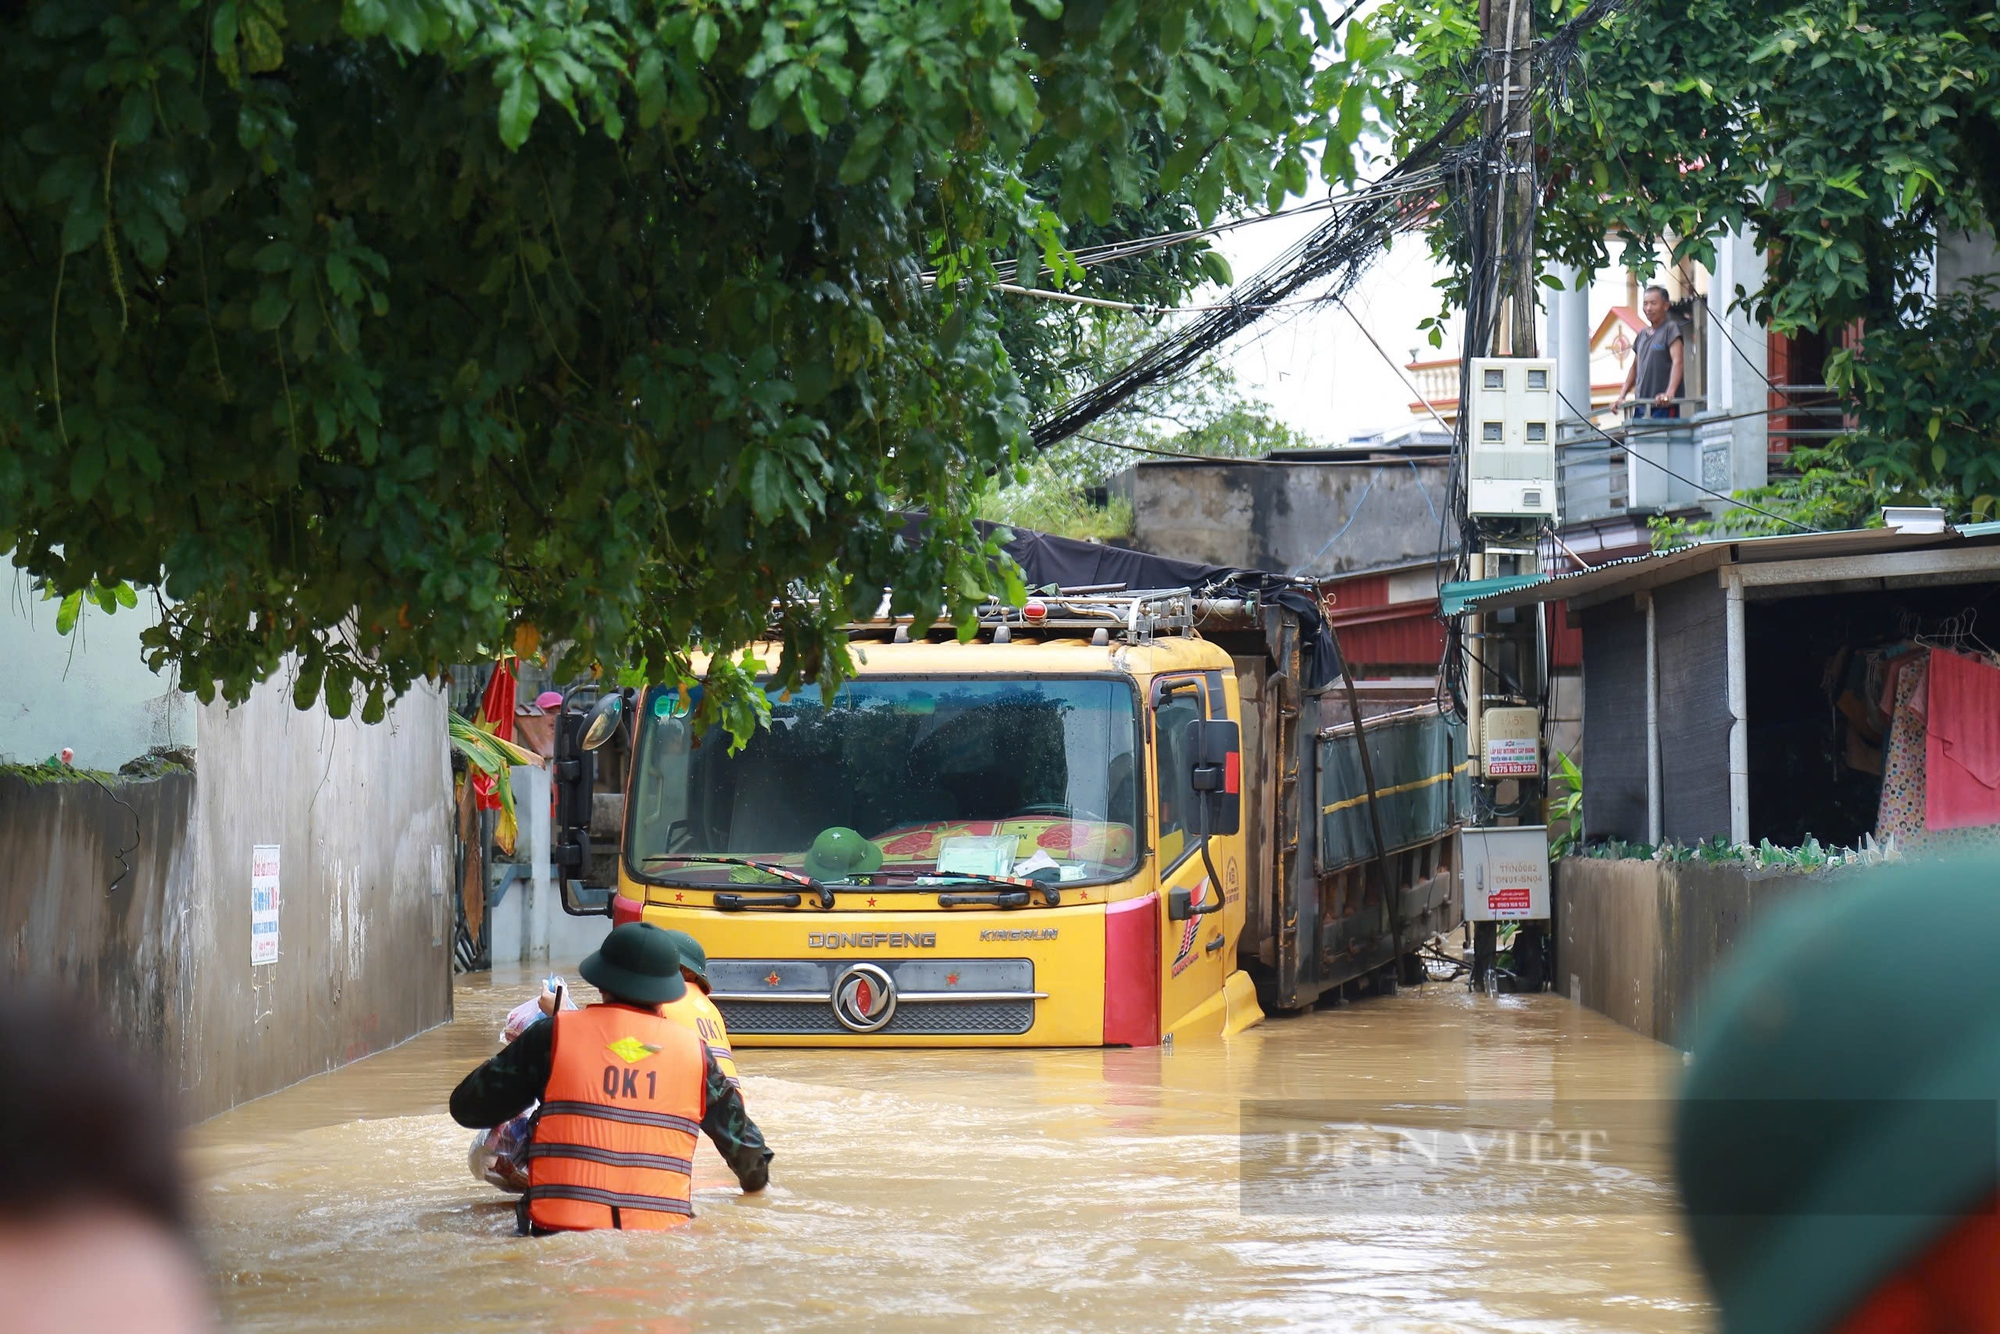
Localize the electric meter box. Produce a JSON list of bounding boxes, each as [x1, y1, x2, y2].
[[1465, 357, 1559, 520], [1480, 706, 1541, 778], [1459, 825, 1551, 921]]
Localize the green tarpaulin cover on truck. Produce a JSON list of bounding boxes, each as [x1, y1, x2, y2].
[[1317, 709, 1469, 870]]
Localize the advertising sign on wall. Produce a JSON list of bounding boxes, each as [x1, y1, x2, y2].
[[251, 844, 281, 965]]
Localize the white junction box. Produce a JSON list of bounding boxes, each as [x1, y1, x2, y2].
[[1480, 706, 1541, 779], [1460, 825, 1551, 921], [1466, 356, 1559, 520]]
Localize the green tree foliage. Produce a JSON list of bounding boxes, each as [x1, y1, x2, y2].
[[1724, 282, 2000, 531], [977, 313, 1314, 540], [1375, 0, 2000, 525], [1, 0, 1365, 733], [1381, 0, 2000, 330]]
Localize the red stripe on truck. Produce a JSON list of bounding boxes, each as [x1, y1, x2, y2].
[[1102, 893, 1160, 1047]]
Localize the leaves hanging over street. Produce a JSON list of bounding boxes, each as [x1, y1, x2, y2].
[[0, 0, 1370, 736]]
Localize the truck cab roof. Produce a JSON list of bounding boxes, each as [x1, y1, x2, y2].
[[817, 634, 1236, 680]]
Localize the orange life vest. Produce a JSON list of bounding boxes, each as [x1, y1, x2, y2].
[[525, 1004, 706, 1232], [662, 989, 740, 1089]]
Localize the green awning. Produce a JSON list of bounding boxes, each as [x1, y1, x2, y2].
[[1436, 574, 1547, 616]]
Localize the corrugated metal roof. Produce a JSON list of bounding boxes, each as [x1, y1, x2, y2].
[[1437, 574, 1544, 616], [1451, 523, 2000, 613]]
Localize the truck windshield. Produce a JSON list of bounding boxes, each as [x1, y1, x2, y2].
[[627, 677, 1141, 886]]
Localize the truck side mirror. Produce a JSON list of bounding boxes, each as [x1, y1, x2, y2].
[[1186, 718, 1241, 837], [580, 692, 623, 751], [551, 695, 607, 916]]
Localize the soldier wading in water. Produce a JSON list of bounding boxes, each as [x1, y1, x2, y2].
[[450, 923, 772, 1233]]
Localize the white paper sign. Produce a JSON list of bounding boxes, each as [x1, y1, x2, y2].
[[251, 844, 281, 965]]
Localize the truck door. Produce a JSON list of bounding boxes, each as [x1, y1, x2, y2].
[[1152, 675, 1228, 1032]]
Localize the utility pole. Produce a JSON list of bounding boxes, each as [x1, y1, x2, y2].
[[1483, 0, 1537, 360], [1466, 0, 1550, 993]]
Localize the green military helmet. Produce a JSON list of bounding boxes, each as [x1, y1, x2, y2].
[[578, 922, 688, 1006], [1675, 854, 2000, 1334], [659, 928, 711, 995], [801, 827, 883, 882]]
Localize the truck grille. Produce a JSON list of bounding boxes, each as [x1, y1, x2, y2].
[[718, 998, 1035, 1036], [709, 957, 1039, 1037]]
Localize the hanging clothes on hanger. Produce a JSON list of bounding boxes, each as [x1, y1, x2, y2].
[[1876, 651, 1930, 840], [1925, 648, 2000, 830], [1876, 643, 1923, 721]]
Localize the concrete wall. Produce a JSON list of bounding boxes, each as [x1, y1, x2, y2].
[[1110, 460, 1448, 577], [0, 678, 454, 1120], [187, 680, 454, 1115], [1555, 856, 1816, 1047], [0, 773, 200, 1067], [1698, 228, 1770, 501], [0, 568, 191, 770], [488, 883, 610, 969]]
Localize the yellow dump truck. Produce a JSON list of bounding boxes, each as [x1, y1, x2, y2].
[[561, 547, 1468, 1046]]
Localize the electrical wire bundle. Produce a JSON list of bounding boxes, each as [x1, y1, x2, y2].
[[1016, 0, 1642, 746], [1027, 119, 1473, 451]]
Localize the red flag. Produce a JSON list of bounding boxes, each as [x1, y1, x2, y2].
[[471, 658, 517, 812]]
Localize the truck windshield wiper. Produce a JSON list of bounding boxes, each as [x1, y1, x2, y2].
[[871, 870, 1061, 909], [639, 854, 835, 909]]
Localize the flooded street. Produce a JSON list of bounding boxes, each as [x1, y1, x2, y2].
[[190, 967, 1708, 1333]]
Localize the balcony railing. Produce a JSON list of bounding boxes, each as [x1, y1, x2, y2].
[[1556, 436, 1629, 523], [1555, 396, 1709, 526]]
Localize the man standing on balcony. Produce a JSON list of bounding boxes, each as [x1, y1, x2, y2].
[[1613, 284, 1685, 419]]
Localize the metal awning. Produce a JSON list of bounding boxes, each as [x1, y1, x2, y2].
[[1448, 524, 2000, 614], [1436, 574, 1546, 616]]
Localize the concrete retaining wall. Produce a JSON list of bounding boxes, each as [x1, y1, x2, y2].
[[187, 682, 454, 1115], [1555, 857, 1820, 1047], [0, 680, 453, 1120], [0, 772, 200, 1066]]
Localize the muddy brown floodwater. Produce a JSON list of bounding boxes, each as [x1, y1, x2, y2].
[[189, 964, 1710, 1333]]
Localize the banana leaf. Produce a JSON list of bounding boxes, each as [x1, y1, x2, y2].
[[449, 712, 543, 855]]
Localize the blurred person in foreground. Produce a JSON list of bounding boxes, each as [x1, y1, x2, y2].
[[1677, 856, 2000, 1334], [0, 985, 210, 1334]]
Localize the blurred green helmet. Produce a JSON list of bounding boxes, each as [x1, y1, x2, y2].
[[1676, 855, 2000, 1334]]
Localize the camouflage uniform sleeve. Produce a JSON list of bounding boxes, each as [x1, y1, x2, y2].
[[449, 1016, 554, 1128], [701, 1046, 773, 1191]]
